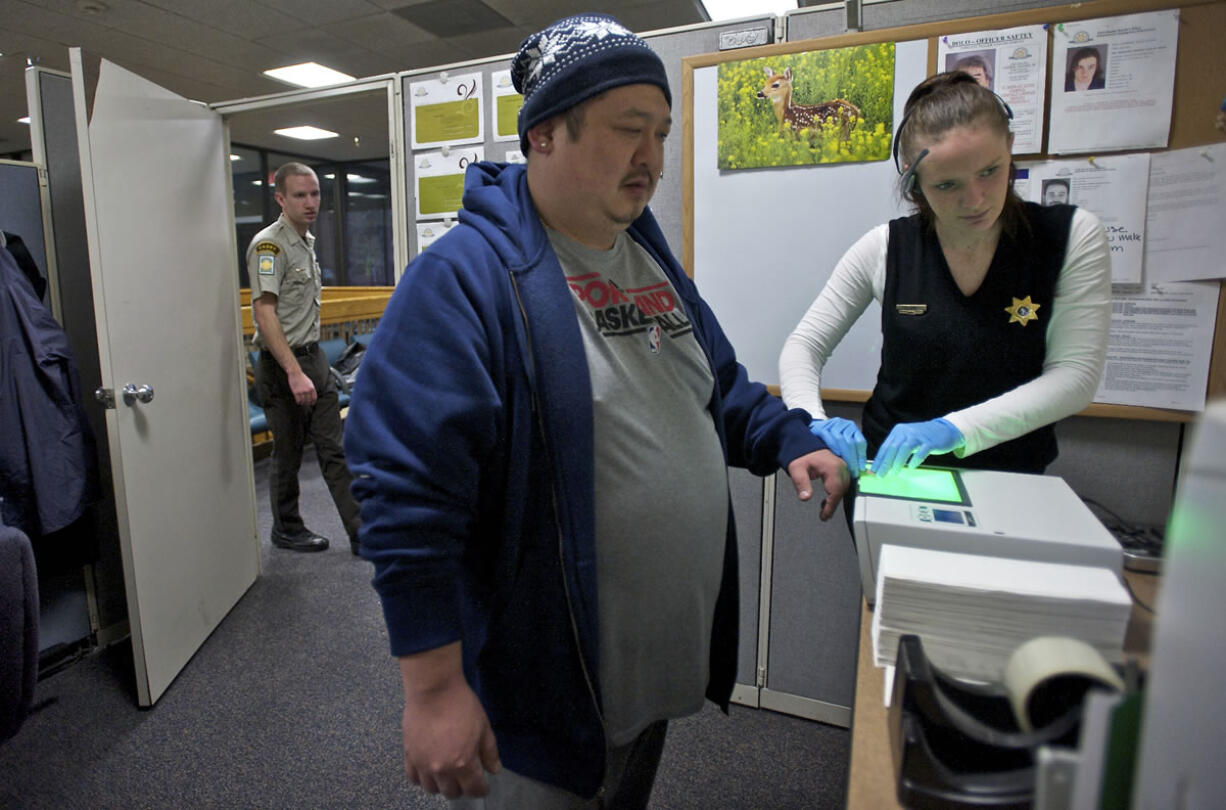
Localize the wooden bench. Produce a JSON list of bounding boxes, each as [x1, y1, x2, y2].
[[241, 287, 393, 449]]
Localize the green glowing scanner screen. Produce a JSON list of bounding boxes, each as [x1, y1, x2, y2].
[[856, 465, 970, 505]]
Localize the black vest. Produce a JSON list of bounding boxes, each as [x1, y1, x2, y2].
[[863, 203, 1074, 473]]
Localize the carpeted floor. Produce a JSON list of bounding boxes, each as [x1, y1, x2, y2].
[[0, 448, 850, 809]]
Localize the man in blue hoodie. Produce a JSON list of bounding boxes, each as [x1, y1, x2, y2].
[[344, 14, 848, 807]]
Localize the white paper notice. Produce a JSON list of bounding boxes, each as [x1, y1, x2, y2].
[[409, 72, 485, 149], [1096, 281, 1218, 411], [416, 220, 459, 254], [937, 25, 1048, 154], [490, 69, 522, 143], [1022, 154, 1151, 283], [1048, 10, 1179, 154], [1144, 144, 1226, 283], [414, 146, 485, 221]]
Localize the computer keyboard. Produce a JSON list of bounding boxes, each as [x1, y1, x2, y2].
[[1083, 499, 1164, 574]]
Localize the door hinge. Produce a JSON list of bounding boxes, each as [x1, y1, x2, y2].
[[95, 387, 115, 409], [756, 665, 767, 688]]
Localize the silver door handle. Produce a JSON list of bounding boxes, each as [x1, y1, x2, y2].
[[122, 383, 155, 406]]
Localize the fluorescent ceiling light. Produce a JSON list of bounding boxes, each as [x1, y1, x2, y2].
[[274, 125, 338, 140], [347, 173, 376, 184], [230, 154, 241, 161], [700, 0, 797, 22], [18, 116, 30, 124], [263, 62, 355, 88]]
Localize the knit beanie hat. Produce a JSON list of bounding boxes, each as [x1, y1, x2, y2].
[[511, 14, 672, 152]]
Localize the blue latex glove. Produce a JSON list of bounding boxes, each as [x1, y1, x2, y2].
[[872, 418, 964, 478], [809, 417, 867, 478]]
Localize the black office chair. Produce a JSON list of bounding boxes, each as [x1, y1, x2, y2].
[[0, 523, 39, 743]]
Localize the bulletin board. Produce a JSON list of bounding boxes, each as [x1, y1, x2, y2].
[[683, 0, 1226, 422]]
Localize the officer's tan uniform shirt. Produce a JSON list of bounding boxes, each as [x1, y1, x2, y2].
[[246, 214, 322, 350]]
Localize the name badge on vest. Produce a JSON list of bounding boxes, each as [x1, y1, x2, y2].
[[895, 303, 927, 315]]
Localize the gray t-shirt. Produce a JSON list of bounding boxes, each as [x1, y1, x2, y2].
[[548, 228, 729, 746]]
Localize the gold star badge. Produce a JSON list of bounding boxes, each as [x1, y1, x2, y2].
[[1005, 295, 1041, 326]]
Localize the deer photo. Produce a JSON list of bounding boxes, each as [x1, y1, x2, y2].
[[757, 66, 861, 141]]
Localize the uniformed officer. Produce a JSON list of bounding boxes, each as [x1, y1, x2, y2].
[[248, 161, 360, 554]]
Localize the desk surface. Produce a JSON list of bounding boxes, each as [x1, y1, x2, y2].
[[845, 570, 1160, 810]]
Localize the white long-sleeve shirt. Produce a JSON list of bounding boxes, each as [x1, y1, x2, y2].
[[779, 207, 1111, 458]]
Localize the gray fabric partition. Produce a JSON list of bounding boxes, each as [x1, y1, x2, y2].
[[764, 403, 863, 720], [729, 467, 765, 687], [28, 68, 126, 644], [0, 163, 48, 282], [785, 0, 1075, 41], [1049, 416, 1181, 528]]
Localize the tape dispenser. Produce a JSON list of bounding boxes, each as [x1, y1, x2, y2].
[[888, 634, 1125, 809]]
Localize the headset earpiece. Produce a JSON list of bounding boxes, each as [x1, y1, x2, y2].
[[891, 111, 911, 175], [997, 94, 1015, 122], [899, 148, 928, 196]]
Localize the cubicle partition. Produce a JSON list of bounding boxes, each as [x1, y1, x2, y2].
[[680, 0, 1226, 724]]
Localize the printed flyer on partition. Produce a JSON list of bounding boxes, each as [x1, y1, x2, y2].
[[937, 24, 1048, 154]]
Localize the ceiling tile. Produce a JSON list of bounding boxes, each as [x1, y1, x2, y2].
[[393, 39, 467, 73], [329, 12, 436, 53], [391, 0, 513, 39], [254, 27, 370, 72], [256, 0, 384, 27], [441, 27, 528, 64]]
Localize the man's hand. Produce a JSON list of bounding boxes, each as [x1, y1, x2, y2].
[[400, 645, 501, 799], [287, 369, 318, 407], [786, 448, 850, 521]]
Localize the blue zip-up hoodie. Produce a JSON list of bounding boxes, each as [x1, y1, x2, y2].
[[344, 162, 825, 797]]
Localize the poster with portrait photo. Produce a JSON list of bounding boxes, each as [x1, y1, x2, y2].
[[937, 25, 1047, 154], [1048, 10, 1178, 154], [1021, 154, 1151, 283]]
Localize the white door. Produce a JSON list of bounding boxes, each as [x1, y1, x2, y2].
[[70, 53, 259, 706]]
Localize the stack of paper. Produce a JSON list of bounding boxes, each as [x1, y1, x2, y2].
[[872, 544, 1132, 682]]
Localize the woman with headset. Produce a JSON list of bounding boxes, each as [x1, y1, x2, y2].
[[779, 72, 1111, 487]]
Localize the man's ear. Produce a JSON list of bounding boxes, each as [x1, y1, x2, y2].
[[526, 118, 558, 153]]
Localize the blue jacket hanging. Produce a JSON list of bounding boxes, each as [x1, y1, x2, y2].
[[0, 244, 98, 536]]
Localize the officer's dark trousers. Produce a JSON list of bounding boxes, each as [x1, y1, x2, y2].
[[258, 344, 360, 541]]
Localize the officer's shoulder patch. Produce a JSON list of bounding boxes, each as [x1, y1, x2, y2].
[[257, 254, 275, 276], [255, 241, 281, 256]]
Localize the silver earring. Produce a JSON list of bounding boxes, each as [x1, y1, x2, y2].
[[540, 141, 547, 148]]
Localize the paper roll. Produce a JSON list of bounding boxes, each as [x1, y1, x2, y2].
[[1003, 636, 1124, 732]]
